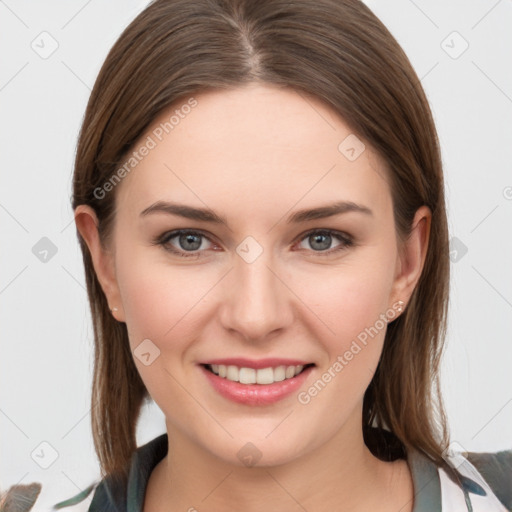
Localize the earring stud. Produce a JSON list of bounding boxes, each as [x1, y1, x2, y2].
[[110, 306, 118, 313], [397, 300, 404, 313]]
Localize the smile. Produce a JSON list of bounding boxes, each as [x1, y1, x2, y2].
[[205, 364, 310, 385], [199, 359, 315, 405]]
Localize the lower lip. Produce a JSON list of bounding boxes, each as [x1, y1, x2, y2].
[[200, 365, 314, 405]]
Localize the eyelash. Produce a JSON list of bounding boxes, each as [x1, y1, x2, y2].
[[153, 228, 354, 259]]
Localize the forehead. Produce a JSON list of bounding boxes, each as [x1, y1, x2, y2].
[[116, 84, 391, 220]]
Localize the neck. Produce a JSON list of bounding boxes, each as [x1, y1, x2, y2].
[[145, 413, 414, 512]]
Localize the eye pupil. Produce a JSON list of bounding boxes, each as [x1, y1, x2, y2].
[[310, 232, 331, 251], [180, 233, 201, 251]]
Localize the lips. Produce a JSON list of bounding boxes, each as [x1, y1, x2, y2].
[[199, 358, 315, 405], [201, 358, 313, 369]]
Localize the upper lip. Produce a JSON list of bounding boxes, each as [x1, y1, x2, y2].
[[200, 358, 313, 369]]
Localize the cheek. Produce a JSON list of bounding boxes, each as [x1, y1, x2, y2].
[[114, 253, 211, 410], [117, 256, 211, 345], [295, 263, 394, 415], [295, 253, 395, 351]]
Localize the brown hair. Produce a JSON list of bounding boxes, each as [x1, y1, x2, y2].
[[72, 0, 452, 484]]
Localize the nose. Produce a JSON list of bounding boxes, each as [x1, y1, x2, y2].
[[219, 246, 294, 343]]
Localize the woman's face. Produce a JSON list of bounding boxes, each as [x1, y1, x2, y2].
[[82, 83, 427, 467]]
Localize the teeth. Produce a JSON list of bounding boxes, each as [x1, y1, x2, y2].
[[226, 365, 239, 382], [274, 366, 286, 382], [285, 366, 295, 379], [208, 364, 305, 384], [239, 367, 256, 384], [256, 367, 274, 385]]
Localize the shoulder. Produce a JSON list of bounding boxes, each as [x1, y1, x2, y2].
[[465, 448, 512, 510], [52, 474, 128, 512], [52, 433, 168, 511], [51, 481, 99, 511], [439, 447, 512, 512]]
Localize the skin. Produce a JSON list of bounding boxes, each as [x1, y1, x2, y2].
[[75, 83, 431, 512]]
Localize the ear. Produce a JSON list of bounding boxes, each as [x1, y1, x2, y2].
[[390, 205, 431, 310], [74, 205, 125, 322]]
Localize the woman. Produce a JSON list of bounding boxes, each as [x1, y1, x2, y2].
[[53, 0, 511, 510]]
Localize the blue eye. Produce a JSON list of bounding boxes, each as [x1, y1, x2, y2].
[[297, 230, 353, 253], [153, 229, 354, 258], [155, 230, 213, 258]]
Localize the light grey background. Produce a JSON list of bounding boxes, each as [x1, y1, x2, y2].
[[1, 1, 511, 510]]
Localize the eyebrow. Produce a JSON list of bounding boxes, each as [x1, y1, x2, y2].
[[139, 200, 373, 224]]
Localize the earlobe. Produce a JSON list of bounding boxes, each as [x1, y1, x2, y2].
[[391, 206, 432, 310], [74, 205, 125, 322]]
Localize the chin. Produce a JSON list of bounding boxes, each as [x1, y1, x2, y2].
[[201, 425, 313, 468]]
